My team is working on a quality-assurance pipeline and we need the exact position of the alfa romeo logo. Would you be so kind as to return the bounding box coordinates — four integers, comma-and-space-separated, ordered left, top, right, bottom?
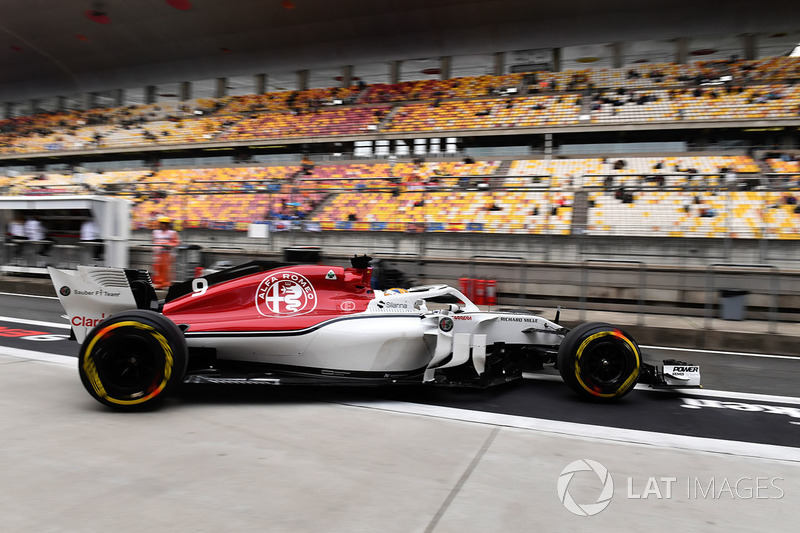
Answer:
438, 317, 454, 332
255, 272, 317, 317
59, 286, 71, 296
557, 459, 614, 516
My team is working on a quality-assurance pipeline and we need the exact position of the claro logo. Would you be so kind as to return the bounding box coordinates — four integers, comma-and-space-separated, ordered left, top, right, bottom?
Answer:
71, 314, 106, 327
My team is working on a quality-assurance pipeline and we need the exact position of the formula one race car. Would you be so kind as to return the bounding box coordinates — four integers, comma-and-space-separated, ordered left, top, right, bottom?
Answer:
48, 256, 700, 411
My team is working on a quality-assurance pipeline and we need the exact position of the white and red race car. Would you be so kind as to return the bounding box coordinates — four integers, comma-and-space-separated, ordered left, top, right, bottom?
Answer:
48, 256, 700, 411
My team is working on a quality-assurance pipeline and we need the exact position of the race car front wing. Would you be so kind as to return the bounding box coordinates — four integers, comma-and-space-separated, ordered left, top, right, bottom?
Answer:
640, 359, 702, 388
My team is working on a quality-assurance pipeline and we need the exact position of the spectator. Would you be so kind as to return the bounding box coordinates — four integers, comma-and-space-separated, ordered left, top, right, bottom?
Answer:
24, 213, 50, 256
80, 217, 103, 262
24, 214, 45, 241
152, 217, 180, 289
699, 205, 716, 218
7, 214, 26, 241
301, 154, 315, 175
681, 195, 692, 213
485, 198, 502, 211
724, 168, 738, 189
6, 214, 27, 261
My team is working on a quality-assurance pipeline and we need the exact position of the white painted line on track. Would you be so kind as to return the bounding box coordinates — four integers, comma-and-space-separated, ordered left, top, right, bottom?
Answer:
522, 372, 800, 405
0, 315, 70, 329
2, 347, 76, 367
0, 291, 58, 300
345, 399, 800, 462
655, 387, 800, 406
642, 344, 800, 360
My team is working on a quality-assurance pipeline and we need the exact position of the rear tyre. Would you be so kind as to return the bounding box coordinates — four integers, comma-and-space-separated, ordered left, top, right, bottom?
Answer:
78, 310, 187, 411
557, 322, 641, 401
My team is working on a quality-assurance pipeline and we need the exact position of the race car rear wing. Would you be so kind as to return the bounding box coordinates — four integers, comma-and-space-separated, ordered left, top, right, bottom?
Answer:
48, 266, 156, 342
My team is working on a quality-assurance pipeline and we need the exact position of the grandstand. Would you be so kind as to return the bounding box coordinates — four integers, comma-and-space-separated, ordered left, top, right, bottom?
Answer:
5, 152, 798, 244
3, 58, 800, 155
1, 1, 800, 271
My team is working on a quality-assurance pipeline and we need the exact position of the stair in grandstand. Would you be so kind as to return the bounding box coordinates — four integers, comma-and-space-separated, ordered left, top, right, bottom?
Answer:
578, 89, 593, 124
308, 193, 337, 217
570, 189, 589, 234
207, 120, 239, 141
354, 85, 372, 104
755, 157, 775, 177
495, 159, 513, 176
376, 106, 402, 131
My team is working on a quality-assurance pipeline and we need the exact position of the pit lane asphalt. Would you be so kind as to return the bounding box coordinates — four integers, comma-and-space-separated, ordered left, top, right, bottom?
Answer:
1, 292, 798, 450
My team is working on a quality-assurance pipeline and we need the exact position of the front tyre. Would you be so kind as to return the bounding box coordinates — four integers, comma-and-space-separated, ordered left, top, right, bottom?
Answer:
78, 310, 187, 411
557, 322, 641, 401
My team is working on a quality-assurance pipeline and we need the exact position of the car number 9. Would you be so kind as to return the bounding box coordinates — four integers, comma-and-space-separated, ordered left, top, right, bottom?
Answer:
191, 278, 208, 297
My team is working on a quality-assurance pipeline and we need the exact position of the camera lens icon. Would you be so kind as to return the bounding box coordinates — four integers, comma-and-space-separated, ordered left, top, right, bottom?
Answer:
557, 459, 614, 516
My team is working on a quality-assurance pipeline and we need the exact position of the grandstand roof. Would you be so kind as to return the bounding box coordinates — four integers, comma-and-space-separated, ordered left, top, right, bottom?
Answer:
0, 0, 797, 101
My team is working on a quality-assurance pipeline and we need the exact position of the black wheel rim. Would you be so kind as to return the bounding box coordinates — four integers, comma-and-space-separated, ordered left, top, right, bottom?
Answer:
579, 338, 633, 393
92, 330, 165, 399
